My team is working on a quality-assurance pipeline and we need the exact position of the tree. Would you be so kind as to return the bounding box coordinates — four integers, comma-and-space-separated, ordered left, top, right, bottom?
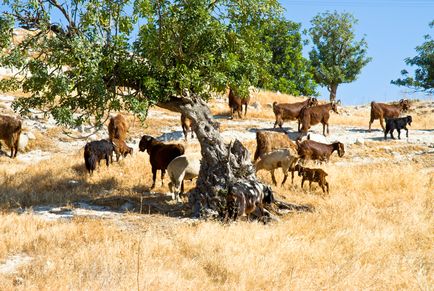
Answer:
391, 20, 434, 94
259, 17, 317, 96
0, 0, 294, 219
308, 11, 371, 102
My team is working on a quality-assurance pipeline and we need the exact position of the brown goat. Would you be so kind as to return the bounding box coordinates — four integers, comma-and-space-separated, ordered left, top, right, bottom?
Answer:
0, 114, 22, 158
299, 102, 339, 136
273, 97, 318, 131
228, 88, 250, 119
108, 114, 129, 141
369, 99, 410, 131
253, 130, 298, 162
181, 114, 194, 141
139, 135, 185, 189
296, 139, 345, 163
111, 138, 133, 161
296, 165, 329, 194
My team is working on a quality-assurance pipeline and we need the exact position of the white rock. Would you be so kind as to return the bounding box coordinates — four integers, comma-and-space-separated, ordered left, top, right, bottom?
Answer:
355, 137, 364, 145
26, 131, 36, 140
250, 101, 261, 110
303, 133, 330, 144
18, 134, 28, 150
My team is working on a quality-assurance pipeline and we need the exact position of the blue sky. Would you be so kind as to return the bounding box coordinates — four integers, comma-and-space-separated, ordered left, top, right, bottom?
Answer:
280, 0, 434, 105
1, 1, 433, 105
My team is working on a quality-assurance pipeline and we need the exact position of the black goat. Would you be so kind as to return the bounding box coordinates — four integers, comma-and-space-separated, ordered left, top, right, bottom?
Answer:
84, 140, 115, 174
384, 115, 412, 140
139, 135, 185, 189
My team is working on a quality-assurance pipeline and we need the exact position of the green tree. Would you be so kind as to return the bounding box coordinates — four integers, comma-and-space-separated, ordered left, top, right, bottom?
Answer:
308, 11, 371, 102
0, 0, 289, 218
391, 20, 434, 94
260, 17, 317, 96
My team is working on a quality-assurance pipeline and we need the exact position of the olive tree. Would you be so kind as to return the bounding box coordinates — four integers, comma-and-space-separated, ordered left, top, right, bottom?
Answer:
0, 0, 294, 218
392, 20, 434, 94
308, 11, 371, 102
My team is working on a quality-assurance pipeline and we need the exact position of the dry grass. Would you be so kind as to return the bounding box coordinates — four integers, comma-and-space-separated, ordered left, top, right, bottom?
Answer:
0, 161, 432, 289
0, 143, 433, 289
0, 93, 433, 289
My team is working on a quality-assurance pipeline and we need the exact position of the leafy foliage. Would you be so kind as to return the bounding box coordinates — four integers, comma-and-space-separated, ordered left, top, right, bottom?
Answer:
0, 0, 285, 127
259, 17, 317, 96
391, 20, 434, 94
308, 11, 371, 101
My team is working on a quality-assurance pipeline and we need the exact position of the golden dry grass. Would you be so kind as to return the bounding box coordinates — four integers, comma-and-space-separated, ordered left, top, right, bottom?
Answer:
0, 161, 432, 289
0, 144, 433, 289
0, 93, 433, 289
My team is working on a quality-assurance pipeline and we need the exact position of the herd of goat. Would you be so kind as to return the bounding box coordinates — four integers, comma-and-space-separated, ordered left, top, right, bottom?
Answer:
0, 93, 413, 201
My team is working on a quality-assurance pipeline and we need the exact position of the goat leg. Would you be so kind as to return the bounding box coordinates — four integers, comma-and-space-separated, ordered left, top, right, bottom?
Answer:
151, 169, 157, 189
380, 117, 385, 131
397, 129, 401, 139
271, 169, 277, 186
281, 173, 288, 187
161, 169, 165, 187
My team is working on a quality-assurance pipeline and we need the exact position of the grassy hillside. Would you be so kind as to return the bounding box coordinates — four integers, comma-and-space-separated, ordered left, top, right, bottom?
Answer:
0, 90, 432, 289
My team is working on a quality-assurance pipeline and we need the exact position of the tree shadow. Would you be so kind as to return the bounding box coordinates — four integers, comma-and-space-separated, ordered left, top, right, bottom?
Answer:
157, 131, 185, 142
0, 168, 121, 209
347, 128, 382, 133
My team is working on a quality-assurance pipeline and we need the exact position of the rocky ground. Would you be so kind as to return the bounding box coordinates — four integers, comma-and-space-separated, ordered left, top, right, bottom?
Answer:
1, 93, 433, 219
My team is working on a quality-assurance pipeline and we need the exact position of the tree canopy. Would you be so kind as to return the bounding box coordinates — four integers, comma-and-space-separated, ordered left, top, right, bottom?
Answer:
308, 11, 371, 102
391, 20, 434, 94
259, 17, 317, 96
0, 0, 299, 128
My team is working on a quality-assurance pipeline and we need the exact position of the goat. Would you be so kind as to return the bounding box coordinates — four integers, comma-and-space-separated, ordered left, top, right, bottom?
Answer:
108, 114, 129, 141
181, 114, 194, 141
226, 183, 274, 222
299, 102, 339, 136
369, 99, 410, 131
297, 139, 345, 163
296, 165, 329, 194
139, 135, 185, 189
167, 154, 201, 202
228, 88, 250, 119
384, 115, 412, 140
253, 130, 297, 162
111, 138, 133, 161
255, 149, 299, 186
0, 114, 22, 158
273, 97, 318, 131
84, 139, 115, 174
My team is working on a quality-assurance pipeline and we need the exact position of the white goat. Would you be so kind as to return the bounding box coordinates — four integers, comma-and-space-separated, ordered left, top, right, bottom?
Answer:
255, 149, 299, 186
167, 154, 201, 202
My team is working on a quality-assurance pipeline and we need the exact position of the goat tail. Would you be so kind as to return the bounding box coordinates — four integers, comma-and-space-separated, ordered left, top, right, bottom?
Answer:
272, 101, 278, 108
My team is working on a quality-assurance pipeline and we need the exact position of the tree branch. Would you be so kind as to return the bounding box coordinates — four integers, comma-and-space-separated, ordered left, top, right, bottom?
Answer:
47, 0, 77, 31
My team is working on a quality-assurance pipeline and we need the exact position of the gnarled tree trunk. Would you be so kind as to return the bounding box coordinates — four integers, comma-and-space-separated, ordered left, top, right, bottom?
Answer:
157, 95, 270, 219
